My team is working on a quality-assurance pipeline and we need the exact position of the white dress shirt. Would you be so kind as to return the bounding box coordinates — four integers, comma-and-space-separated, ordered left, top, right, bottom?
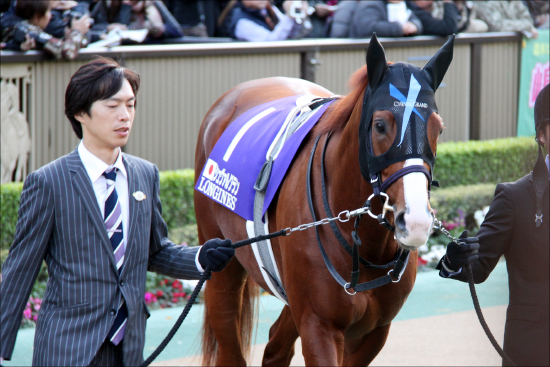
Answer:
78, 142, 129, 252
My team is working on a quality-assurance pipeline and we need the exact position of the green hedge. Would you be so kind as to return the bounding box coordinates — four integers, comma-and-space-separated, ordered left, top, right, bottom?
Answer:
158, 169, 196, 229
1, 182, 23, 263
434, 136, 538, 187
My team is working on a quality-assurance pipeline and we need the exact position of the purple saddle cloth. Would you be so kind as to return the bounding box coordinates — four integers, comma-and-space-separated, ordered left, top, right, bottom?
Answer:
195, 95, 335, 221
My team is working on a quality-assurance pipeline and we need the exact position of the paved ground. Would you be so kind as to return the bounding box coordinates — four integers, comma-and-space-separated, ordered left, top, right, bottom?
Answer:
5, 262, 508, 366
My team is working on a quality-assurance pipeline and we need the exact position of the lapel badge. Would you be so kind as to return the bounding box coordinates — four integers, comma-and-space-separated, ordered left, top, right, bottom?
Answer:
133, 191, 146, 201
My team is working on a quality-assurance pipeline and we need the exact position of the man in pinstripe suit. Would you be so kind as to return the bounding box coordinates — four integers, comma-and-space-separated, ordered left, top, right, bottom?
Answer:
0, 57, 234, 366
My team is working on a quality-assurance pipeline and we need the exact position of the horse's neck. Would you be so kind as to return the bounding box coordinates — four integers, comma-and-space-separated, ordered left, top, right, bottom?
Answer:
324, 99, 398, 263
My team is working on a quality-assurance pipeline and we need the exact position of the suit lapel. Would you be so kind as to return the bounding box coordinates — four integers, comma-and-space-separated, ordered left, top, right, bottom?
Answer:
67, 149, 119, 275
122, 154, 140, 278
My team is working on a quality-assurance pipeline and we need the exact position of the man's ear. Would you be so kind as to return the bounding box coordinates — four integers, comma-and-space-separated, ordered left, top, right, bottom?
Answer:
74, 112, 87, 124
539, 129, 546, 145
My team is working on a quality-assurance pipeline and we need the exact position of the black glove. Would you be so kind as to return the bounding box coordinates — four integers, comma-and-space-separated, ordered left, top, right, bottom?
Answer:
198, 238, 234, 272
442, 230, 480, 272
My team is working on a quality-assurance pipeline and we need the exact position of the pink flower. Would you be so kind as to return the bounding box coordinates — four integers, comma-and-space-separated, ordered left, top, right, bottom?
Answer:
23, 307, 32, 320
34, 304, 41, 311
172, 297, 178, 303
144, 292, 154, 304
417, 256, 428, 266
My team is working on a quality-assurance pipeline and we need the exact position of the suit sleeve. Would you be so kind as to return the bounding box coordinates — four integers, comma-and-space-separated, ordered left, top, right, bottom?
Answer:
444, 183, 514, 284
0, 171, 54, 360
147, 165, 202, 280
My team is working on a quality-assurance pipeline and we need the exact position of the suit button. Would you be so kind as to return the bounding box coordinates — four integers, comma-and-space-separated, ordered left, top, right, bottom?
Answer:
110, 309, 116, 316
120, 280, 124, 286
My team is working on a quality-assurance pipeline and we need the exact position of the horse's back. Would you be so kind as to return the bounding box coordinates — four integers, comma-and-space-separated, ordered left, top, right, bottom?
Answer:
195, 77, 334, 167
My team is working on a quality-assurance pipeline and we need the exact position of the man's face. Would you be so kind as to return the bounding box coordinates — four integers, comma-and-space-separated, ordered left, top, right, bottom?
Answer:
76, 79, 136, 153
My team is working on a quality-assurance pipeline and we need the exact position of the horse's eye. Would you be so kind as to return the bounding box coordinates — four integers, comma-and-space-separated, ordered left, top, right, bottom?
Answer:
374, 121, 386, 134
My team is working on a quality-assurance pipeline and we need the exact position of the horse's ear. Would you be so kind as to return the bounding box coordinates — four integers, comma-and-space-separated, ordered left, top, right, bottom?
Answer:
422, 35, 455, 92
366, 33, 388, 91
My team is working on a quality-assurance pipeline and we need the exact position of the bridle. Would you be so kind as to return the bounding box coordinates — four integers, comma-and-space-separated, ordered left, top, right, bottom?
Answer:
307, 131, 412, 295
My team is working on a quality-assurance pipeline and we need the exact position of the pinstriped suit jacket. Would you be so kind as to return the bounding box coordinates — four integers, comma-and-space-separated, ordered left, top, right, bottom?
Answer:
0, 148, 202, 366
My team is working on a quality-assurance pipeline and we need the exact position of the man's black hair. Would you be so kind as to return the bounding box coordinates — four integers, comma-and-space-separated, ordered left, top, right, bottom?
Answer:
65, 56, 140, 139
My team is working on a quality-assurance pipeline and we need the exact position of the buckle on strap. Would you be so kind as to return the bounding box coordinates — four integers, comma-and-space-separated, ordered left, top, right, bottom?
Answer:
344, 283, 357, 295
387, 269, 401, 283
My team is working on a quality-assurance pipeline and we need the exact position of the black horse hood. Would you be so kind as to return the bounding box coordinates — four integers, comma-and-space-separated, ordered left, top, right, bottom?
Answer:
359, 34, 454, 182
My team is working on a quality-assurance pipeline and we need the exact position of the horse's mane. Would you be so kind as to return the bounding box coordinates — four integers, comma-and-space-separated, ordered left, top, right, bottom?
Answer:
313, 66, 369, 136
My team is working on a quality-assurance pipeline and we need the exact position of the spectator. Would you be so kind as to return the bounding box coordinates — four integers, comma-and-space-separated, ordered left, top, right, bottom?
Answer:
227, 0, 310, 42
127, 0, 183, 41
164, 0, 208, 37
349, 0, 423, 38
2, 0, 91, 59
523, 0, 549, 29
91, 0, 182, 42
408, 0, 459, 36
90, 0, 133, 33
45, 1, 96, 44
474, 0, 538, 38
453, 0, 488, 33
306, 0, 338, 38
328, 0, 357, 38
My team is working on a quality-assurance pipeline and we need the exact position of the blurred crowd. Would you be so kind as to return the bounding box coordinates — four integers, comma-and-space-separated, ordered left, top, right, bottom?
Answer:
1, 0, 548, 60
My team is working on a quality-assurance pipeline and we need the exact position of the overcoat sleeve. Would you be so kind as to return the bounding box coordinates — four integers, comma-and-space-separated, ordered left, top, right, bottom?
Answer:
442, 183, 514, 284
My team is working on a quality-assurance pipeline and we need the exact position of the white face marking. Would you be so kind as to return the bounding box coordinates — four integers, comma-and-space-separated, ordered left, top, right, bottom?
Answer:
397, 158, 433, 248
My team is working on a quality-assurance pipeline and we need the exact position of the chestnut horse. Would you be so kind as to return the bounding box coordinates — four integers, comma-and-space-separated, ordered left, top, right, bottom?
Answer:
194, 35, 454, 366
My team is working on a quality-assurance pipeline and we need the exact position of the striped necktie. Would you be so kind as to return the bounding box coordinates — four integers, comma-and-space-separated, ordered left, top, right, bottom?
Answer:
103, 168, 127, 345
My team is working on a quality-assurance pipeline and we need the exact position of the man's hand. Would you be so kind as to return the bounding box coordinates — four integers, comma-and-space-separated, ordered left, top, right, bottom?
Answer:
70, 14, 92, 35
198, 238, 235, 272
402, 21, 418, 36
442, 230, 480, 272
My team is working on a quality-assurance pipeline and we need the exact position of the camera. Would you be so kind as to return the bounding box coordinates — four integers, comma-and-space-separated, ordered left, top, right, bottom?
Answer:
63, 10, 94, 28
13, 22, 52, 45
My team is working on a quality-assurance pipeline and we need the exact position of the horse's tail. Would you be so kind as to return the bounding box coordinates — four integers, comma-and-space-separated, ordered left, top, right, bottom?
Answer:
201, 273, 259, 366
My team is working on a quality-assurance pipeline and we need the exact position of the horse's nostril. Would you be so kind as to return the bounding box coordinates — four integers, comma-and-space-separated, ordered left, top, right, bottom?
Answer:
395, 211, 406, 231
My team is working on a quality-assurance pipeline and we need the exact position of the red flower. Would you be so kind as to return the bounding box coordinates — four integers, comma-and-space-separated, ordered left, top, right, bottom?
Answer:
172, 280, 182, 290
417, 256, 428, 266
172, 297, 179, 303
156, 290, 164, 297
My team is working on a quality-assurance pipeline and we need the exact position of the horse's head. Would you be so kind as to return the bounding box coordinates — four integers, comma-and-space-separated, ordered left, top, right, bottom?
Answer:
359, 34, 454, 250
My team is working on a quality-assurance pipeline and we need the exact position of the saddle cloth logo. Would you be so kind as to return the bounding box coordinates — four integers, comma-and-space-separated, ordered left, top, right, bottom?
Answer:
197, 159, 240, 210
196, 95, 336, 221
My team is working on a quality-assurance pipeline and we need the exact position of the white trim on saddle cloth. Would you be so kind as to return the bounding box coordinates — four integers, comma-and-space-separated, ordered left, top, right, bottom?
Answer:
246, 219, 288, 305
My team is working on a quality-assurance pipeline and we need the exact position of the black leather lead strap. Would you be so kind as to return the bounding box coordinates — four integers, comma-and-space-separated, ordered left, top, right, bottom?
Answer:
307, 135, 348, 288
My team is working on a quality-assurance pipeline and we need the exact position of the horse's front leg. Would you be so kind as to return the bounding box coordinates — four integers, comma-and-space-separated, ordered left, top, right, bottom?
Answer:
298, 314, 346, 365
343, 323, 391, 366
262, 305, 299, 366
